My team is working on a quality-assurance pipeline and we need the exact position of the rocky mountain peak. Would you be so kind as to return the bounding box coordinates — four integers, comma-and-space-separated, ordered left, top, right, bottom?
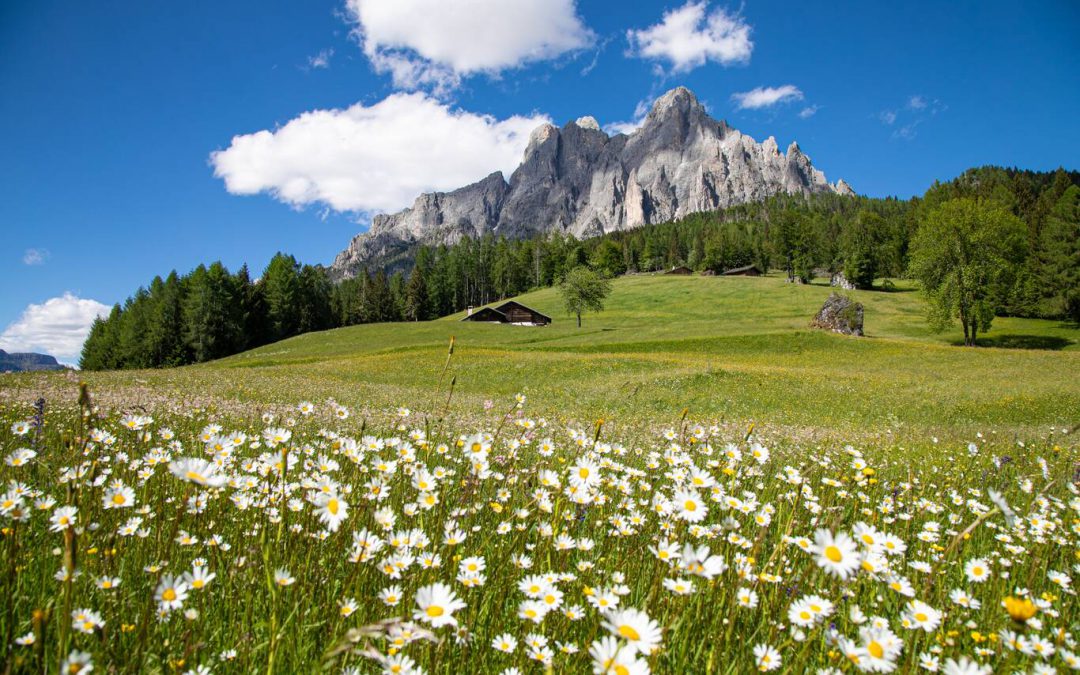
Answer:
647, 86, 702, 118
331, 87, 854, 278
573, 116, 601, 132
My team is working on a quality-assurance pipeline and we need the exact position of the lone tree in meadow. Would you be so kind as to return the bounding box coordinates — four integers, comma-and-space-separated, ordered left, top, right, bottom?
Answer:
559, 266, 611, 328
908, 197, 1027, 346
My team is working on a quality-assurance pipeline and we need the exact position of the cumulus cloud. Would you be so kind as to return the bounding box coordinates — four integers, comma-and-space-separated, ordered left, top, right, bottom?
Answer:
210, 92, 550, 214
879, 110, 897, 125
627, 2, 752, 73
731, 85, 803, 110
907, 94, 926, 110
798, 105, 819, 119
23, 248, 50, 265
0, 293, 110, 363
345, 0, 594, 93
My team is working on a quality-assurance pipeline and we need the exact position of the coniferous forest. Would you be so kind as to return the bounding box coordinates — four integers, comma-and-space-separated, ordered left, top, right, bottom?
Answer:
80, 166, 1079, 370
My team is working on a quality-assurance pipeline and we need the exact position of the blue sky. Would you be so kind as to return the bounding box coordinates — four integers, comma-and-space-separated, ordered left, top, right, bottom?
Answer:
1, 0, 1077, 362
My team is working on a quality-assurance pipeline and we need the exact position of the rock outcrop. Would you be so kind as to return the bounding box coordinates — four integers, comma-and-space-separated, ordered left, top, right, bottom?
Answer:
332, 86, 854, 277
810, 294, 864, 336
0, 349, 67, 372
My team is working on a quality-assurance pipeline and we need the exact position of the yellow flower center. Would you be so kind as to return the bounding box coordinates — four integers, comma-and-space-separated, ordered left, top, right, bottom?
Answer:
426, 605, 444, 618
868, 641, 884, 659
112, 493, 126, 505
825, 545, 843, 562
618, 625, 641, 641
685, 500, 697, 512
579, 468, 589, 478
327, 499, 339, 515
914, 612, 928, 622
162, 588, 177, 602
185, 471, 206, 483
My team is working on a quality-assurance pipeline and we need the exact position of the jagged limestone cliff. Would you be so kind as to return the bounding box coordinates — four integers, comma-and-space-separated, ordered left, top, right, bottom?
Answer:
332, 87, 853, 277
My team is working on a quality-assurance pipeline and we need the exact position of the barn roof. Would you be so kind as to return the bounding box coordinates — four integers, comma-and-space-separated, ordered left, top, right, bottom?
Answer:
493, 300, 552, 321
722, 264, 761, 275
460, 306, 508, 322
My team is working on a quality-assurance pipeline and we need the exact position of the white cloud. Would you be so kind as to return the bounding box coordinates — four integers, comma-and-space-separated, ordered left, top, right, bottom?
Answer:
23, 248, 49, 265
731, 85, 803, 110
0, 293, 110, 363
345, 0, 594, 93
210, 92, 550, 214
604, 98, 651, 136
893, 120, 922, 141
306, 48, 333, 70
798, 105, 819, 119
879, 96, 945, 140
627, 2, 752, 73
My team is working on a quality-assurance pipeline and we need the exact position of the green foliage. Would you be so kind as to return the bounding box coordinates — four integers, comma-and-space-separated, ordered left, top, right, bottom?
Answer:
69, 275, 1080, 443
82, 166, 1078, 370
589, 239, 626, 278
841, 210, 886, 289
262, 253, 302, 341
1036, 185, 1080, 322
404, 267, 429, 321
909, 198, 1028, 345
559, 266, 612, 327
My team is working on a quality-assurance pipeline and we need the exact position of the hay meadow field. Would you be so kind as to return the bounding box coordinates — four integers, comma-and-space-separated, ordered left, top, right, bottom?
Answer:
1, 274, 1078, 674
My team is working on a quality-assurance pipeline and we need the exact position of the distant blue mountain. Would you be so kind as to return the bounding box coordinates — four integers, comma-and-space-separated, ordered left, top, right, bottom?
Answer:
0, 349, 68, 372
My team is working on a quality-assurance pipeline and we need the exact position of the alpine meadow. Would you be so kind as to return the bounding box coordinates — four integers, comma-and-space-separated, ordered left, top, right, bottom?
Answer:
2, 2, 1078, 675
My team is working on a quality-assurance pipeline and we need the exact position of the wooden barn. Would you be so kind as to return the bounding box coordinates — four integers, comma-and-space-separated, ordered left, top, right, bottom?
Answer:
665, 265, 693, 275
461, 300, 551, 326
722, 264, 762, 276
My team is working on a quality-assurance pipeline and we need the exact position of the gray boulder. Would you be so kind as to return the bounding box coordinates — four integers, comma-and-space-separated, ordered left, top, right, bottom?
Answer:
811, 293, 864, 336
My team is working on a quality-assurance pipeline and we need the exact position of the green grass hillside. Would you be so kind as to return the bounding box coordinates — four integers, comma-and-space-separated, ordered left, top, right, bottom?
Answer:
5, 274, 1078, 442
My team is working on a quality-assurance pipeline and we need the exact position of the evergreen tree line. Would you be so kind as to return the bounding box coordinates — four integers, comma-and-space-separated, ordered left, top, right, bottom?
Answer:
80, 256, 334, 370
81, 166, 1078, 370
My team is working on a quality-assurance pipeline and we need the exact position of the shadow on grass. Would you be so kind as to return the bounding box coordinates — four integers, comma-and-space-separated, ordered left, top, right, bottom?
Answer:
950, 334, 1076, 351
873, 281, 916, 293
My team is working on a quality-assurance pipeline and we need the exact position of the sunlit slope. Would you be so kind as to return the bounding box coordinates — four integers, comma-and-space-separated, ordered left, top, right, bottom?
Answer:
142, 274, 1080, 440
223, 275, 1077, 366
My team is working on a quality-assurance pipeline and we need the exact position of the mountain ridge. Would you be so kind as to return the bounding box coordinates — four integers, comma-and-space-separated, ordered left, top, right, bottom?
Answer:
0, 349, 67, 373
331, 86, 853, 277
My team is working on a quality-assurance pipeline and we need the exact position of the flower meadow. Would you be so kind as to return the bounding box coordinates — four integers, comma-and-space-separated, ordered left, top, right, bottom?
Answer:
0, 386, 1077, 675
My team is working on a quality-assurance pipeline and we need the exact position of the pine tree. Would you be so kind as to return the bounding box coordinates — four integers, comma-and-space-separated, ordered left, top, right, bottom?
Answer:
297, 265, 334, 333
262, 253, 302, 341
79, 306, 121, 370
404, 266, 429, 321
183, 263, 241, 362
145, 272, 188, 367
1037, 185, 1080, 322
